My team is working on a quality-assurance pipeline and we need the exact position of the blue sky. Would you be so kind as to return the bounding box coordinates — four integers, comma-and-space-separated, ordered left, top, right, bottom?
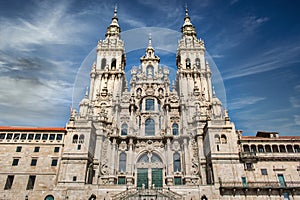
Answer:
0, 0, 300, 136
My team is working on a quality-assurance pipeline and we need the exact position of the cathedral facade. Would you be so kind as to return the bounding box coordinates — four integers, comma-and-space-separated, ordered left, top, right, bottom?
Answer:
0, 7, 299, 200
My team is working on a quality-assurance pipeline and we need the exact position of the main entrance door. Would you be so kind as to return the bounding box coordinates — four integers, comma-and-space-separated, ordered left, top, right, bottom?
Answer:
136, 153, 164, 188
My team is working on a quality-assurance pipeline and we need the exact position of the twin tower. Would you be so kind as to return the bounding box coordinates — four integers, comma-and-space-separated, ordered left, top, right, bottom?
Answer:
60, 6, 239, 198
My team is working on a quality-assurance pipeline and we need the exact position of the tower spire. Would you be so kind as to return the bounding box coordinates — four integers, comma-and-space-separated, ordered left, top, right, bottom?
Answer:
113, 4, 117, 18
105, 4, 121, 38
148, 33, 152, 47
181, 4, 197, 37
185, 3, 189, 17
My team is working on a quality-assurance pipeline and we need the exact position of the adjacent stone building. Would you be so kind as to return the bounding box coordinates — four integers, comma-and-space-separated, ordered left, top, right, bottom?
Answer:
0, 7, 299, 200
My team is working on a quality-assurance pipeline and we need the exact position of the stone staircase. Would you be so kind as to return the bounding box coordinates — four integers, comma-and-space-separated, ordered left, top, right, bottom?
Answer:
112, 187, 183, 200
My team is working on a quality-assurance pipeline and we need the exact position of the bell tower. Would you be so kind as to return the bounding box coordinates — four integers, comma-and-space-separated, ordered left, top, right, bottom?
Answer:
89, 5, 126, 107
176, 6, 212, 104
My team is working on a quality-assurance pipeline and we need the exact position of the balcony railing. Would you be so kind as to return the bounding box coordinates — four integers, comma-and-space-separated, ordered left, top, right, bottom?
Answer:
112, 187, 182, 200
220, 181, 300, 189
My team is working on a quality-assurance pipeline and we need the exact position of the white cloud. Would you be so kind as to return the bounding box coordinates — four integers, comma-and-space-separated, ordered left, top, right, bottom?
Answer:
294, 115, 300, 126
223, 42, 300, 80
0, 2, 89, 52
290, 97, 300, 108
228, 96, 265, 110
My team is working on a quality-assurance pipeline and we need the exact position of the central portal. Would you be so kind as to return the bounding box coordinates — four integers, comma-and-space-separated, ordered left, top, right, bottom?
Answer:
136, 152, 164, 188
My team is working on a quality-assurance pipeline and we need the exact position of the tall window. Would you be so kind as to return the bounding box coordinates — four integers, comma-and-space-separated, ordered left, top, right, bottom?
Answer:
172, 123, 179, 135
26, 175, 36, 190
221, 134, 227, 144
72, 135, 78, 143
30, 158, 37, 166
121, 123, 128, 136
119, 152, 126, 172
145, 118, 155, 136
195, 58, 200, 69
146, 99, 155, 111
186, 58, 191, 69
79, 134, 85, 143
173, 153, 181, 172
4, 175, 14, 190
101, 58, 106, 69
111, 58, 116, 69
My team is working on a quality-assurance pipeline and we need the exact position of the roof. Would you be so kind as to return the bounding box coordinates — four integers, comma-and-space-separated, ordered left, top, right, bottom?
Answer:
241, 136, 300, 141
0, 126, 66, 132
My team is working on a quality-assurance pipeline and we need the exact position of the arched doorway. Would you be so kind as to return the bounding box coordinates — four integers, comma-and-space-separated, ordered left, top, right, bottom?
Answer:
44, 195, 54, 200
136, 152, 164, 189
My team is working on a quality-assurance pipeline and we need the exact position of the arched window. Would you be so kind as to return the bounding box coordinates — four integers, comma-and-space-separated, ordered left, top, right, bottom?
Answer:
215, 134, 220, 144
265, 145, 272, 152
145, 118, 155, 136
121, 123, 128, 136
145, 99, 155, 111
250, 145, 257, 152
172, 123, 179, 136
186, 58, 191, 69
195, 58, 200, 69
287, 145, 294, 153
138, 154, 149, 163
101, 58, 106, 69
243, 145, 250, 152
272, 145, 279, 153
279, 145, 286, 153
221, 134, 227, 144
294, 145, 299, 153
151, 153, 163, 163
111, 58, 116, 69
146, 65, 154, 78
72, 135, 78, 144
258, 145, 264, 153
119, 152, 126, 172
79, 134, 84, 143
44, 195, 54, 200
173, 153, 181, 172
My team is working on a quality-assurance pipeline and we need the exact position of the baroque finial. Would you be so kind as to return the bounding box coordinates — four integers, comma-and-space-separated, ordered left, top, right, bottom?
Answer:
185, 3, 189, 16
148, 33, 152, 46
114, 4, 118, 18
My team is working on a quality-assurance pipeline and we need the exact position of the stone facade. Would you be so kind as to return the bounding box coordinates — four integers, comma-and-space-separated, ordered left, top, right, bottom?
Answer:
0, 7, 299, 200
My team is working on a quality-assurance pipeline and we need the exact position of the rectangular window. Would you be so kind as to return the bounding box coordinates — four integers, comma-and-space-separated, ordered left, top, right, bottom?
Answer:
31, 159, 37, 166
245, 162, 253, 171
42, 134, 48, 140
54, 147, 60, 153
28, 134, 34, 140
34, 147, 40, 152
278, 174, 286, 187
174, 177, 182, 185
51, 159, 58, 166
0, 133, 5, 139
73, 176, 77, 181
6, 133, 13, 139
34, 134, 41, 140
4, 175, 14, 190
16, 146, 22, 152
12, 158, 19, 166
26, 175, 36, 190
21, 134, 27, 140
145, 99, 155, 111
261, 169, 268, 175
118, 177, 126, 185
13, 133, 20, 140
77, 144, 81, 150
241, 177, 247, 187
56, 134, 62, 140
49, 134, 55, 140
